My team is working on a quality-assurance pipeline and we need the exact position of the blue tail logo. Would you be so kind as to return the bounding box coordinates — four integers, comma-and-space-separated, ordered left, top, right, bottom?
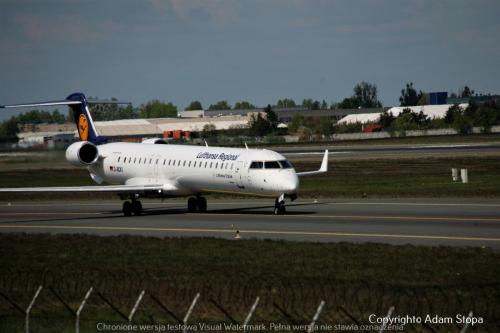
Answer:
66, 93, 107, 145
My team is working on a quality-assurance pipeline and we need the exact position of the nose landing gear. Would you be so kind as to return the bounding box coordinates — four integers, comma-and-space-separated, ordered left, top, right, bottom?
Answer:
187, 196, 207, 213
274, 194, 286, 215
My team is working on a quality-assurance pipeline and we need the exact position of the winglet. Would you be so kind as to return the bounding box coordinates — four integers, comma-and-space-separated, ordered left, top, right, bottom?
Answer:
319, 149, 328, 172
296, 150, 329, 177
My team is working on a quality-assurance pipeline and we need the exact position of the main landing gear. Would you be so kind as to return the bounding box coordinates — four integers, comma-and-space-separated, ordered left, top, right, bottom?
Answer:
122, 199, 143, 216
274, 194, 286, 215
187, 196, 207, 213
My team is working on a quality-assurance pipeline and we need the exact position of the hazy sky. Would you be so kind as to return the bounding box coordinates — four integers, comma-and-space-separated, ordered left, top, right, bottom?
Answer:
1, 0, 499, 119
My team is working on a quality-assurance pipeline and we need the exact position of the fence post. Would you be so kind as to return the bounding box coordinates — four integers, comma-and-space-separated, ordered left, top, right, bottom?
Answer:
128, 290, 145, 324
25, 285, 43, 333
307, 300, 325, 333
75, 287, 93, 333
459, 311, 473, 333
183, 293, 200, 333
243, 297, 260, 330
378, 306, 395, 333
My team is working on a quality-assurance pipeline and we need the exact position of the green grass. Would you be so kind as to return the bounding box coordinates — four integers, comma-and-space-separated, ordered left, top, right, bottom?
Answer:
1, 155, 500, 200
294, 156, 500, 198
0, 234, 499, 332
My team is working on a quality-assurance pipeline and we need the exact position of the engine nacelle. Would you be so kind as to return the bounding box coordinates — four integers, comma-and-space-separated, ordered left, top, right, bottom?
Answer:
142, 138, 167, 144
65, 141, 99, 167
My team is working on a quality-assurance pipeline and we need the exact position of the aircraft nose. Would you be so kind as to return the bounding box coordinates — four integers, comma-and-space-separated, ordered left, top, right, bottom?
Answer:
281, 173, 299, 193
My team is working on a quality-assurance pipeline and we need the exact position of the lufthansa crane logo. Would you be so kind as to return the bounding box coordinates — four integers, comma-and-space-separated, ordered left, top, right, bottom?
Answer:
78, 114, 89, 141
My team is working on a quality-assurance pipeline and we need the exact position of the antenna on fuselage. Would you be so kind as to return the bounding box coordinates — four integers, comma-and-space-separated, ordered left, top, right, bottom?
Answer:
244, 142, 248, 150
204, 140, 208, 147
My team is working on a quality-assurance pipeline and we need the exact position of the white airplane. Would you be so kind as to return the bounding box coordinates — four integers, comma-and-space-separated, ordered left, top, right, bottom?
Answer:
0, 93, 328, 215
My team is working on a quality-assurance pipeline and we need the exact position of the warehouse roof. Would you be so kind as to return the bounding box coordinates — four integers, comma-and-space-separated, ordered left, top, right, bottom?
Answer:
337, 104, 469, 125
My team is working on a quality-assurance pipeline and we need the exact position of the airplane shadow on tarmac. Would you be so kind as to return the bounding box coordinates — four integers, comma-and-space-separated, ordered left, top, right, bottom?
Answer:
0, 201, 328, 224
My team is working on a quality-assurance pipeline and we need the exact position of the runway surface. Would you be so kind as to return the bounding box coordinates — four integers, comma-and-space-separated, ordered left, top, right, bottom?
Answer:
1, 198, 500, 247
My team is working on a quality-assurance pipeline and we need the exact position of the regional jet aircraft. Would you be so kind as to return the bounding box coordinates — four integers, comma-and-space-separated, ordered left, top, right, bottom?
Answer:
0, 93, 327, 215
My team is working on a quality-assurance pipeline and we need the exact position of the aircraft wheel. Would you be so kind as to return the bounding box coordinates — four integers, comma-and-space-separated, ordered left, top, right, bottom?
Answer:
187, 197, 197, 213
123, 201, 133, 217
274, 200, 286, 215
198, 197, 207, 213
132, 200, 143, 216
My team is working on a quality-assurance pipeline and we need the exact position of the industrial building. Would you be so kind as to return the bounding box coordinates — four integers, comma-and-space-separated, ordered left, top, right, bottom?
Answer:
338, 104, 469, 125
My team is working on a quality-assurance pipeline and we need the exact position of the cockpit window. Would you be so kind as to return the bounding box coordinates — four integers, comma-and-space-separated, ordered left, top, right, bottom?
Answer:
250, 161, 263, 169
264, 161, 281, 169
278, 160, 293, 169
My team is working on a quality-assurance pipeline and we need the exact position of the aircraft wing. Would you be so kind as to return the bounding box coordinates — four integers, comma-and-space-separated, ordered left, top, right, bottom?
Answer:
296, 150, 329, 177
0, 184, 164, 193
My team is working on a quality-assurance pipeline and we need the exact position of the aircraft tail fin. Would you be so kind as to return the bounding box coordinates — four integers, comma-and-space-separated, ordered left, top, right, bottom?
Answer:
1, 92, 130, 145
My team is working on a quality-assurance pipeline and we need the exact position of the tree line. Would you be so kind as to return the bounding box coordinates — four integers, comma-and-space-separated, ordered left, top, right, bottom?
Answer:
0, 82, 494, 142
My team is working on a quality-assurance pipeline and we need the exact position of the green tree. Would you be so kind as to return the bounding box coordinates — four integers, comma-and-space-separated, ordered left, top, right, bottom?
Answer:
393, 108, 430, 131
0, 117, 19, 142
248, 113, 272, 136
287, 114, 305, 132
202, 123, 217, 139
444, 104, 462, 124
460, 85, 474, 98
453, 113, 473, 135
338, 82, 382, 109
475, 106, 497, 132
140, 100, 177, 118
399, 82, 424, 107
208, 100, 231, 110
275, 98, 296, 108
320, 100, 328, 110
263, 105, 279, 129
337, 96, 361, 109
353, 81, 382, 108
417, 93, 428, 106
379, 111, 395, 129
90, 99, 139, 121
233, 101, 256, 109
185, 101, 203, 110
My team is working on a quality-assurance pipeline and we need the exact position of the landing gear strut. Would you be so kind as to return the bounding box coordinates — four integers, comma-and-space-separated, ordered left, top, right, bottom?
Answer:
122, 198, 143, 216
187, 196, 207, 213
274, 194, 286, 215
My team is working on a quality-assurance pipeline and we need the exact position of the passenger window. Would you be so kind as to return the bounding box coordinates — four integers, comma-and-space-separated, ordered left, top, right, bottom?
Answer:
221, 163, 224, 169
215, 162, 218, 168
168, 160, 171, 166
250, 161, 263, 169
134, 158, 137, 163
210, 162, 213, 168
189, 161, 191, 167
118, 157, 121, 162
163, 160, 166, 165
183, 161, 186, 166
156, 159, 159, 165
149, 159, 152, 164
231, 163, 234, 170
264, 161, 281, 169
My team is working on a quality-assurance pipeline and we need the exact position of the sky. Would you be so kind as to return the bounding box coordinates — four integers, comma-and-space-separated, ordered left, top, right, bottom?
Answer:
1, 0, 499, 119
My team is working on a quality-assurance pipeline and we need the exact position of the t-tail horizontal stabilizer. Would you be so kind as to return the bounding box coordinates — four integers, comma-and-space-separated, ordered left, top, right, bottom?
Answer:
0, 92, 129, 145
296, 150, 328, 177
